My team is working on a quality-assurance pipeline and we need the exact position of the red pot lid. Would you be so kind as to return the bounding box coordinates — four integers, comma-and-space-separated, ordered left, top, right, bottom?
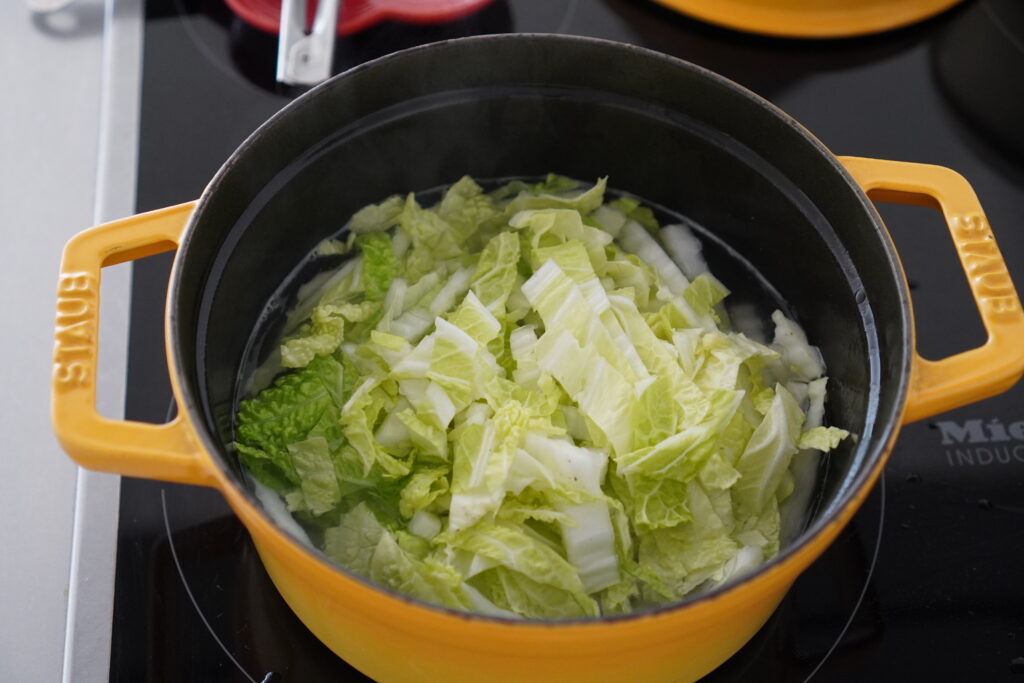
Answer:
224, 0, 495, 36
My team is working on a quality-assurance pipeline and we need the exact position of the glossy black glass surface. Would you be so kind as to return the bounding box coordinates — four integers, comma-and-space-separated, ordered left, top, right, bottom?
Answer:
113, 1, 1024, 680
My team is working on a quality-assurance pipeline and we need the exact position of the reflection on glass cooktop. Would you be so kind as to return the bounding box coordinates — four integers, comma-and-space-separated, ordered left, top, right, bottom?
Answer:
113, 1, 1024, 680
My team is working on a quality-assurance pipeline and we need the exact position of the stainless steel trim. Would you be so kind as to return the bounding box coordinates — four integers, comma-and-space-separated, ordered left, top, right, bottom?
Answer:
61, 0, 142, 680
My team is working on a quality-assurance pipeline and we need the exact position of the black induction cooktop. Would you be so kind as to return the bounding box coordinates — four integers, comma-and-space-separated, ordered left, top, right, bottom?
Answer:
113, 1, 1024, 680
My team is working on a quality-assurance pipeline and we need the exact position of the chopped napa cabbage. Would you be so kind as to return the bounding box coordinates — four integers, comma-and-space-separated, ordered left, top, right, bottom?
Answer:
399, 466, 449, 519
279, 305, 346, 368
771, 310, 825, 381
234, 175, 849, 619
437, 175, 499, 238
660, 221, 709, 280
236, 353, 348, 491
471, 232, 521, 313
347, 195, 404, 234
287, 436, 340, 515
340, 379, 410, 478
408, 510, 443, 540
502, 176, 608, 216
732, 385, 805, 516
799, 425, 850, 451
369, 532, 473, 610
323, 502, 388, 576
617, 219, 689, 296
448, 419, 513, 531
448, 521, 600, 618
470, 565, 596, 619
608, 196, 660, 234
356, 232, 397, 302
533, 328, 635, 456
448, 291, 501, 346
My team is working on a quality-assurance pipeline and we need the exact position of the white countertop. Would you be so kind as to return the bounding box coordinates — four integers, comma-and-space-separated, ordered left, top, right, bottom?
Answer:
0, 1, 139, 680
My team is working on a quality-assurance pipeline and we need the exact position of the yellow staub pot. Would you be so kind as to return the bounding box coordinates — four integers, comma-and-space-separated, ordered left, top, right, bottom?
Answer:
52, 35, 1024, 682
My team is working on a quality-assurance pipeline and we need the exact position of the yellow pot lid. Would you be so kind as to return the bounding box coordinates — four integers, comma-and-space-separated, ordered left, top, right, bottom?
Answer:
651, 0, 965, 39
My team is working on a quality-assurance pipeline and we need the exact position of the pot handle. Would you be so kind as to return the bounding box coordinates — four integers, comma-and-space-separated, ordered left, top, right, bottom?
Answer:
839, 156, 1024, 423
51, 202, 216, 486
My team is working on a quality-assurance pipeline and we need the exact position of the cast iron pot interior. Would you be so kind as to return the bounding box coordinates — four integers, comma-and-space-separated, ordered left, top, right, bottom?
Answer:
170, 34, 907, 614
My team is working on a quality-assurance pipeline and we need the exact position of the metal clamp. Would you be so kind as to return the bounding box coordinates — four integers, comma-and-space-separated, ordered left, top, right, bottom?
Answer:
276, 0, 341, 86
